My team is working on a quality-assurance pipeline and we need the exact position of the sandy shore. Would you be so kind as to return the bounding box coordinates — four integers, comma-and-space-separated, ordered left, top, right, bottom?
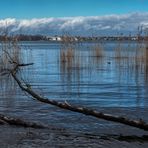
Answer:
0, 125, 148, 148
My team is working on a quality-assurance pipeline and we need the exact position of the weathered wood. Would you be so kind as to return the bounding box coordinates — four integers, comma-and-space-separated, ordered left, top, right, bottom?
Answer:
0, 114, 47, 128
10, 64, 148, 131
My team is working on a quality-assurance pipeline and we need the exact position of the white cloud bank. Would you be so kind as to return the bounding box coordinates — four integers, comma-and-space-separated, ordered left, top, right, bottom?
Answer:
0, 12, 148, 36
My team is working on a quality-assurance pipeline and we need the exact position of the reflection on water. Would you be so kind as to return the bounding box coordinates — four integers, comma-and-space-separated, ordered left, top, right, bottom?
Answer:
0, 41, 148, 134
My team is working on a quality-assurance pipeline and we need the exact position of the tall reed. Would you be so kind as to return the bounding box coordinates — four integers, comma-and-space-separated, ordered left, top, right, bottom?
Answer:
92, 43, 104, 58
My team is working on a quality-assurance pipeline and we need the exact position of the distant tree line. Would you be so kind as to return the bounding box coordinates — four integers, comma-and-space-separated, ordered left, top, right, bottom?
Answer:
0, 34, 148, 42
0, 34, 46, 41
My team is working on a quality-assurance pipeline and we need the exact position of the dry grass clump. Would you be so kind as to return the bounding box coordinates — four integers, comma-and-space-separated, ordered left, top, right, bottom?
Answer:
60, 48, 74, 63
60, 34, 76, 64
92, 44, 104, 58
59, 34, 82, 83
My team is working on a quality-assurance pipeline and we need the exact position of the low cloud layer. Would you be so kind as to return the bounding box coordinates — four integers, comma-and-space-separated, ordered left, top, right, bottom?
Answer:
0, 12, 148, 36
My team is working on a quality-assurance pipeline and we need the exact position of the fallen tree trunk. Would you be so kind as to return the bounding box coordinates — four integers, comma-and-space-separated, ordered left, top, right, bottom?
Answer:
0, 113, 47, 128
10, 64, 148, 131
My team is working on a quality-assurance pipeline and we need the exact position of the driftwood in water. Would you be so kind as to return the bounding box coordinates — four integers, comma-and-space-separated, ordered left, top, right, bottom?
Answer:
10, 64, 148, 131
0, 114, 47, 128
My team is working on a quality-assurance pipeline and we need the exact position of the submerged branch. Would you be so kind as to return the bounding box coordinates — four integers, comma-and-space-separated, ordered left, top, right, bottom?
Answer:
10, 63, 148, 131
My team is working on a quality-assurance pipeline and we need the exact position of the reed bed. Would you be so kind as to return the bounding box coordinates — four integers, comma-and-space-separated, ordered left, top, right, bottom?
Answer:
59, 35, 80, 84
92, 43, 104, 58
59, 35, 148, 82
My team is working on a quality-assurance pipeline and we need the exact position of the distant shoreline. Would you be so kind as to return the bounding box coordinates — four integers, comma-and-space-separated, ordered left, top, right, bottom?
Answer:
0, 35, 147, 42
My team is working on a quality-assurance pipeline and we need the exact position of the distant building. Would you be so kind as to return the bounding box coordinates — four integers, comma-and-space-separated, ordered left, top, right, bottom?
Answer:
46, 36, 62, 41
131, 37, 138, 41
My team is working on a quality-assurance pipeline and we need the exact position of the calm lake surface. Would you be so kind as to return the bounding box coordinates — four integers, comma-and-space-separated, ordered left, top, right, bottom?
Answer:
0, 41, 148, 135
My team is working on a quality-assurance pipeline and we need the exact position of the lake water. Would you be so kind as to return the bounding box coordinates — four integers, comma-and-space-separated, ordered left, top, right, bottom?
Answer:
0, 41, 148, 135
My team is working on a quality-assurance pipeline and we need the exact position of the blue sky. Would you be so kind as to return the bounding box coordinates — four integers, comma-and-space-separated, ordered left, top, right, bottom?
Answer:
0, 0, 148, 18
0, 0, 148, 35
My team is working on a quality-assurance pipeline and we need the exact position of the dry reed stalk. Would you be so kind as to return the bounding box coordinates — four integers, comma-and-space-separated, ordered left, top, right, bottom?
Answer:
92, 44, 104, 58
